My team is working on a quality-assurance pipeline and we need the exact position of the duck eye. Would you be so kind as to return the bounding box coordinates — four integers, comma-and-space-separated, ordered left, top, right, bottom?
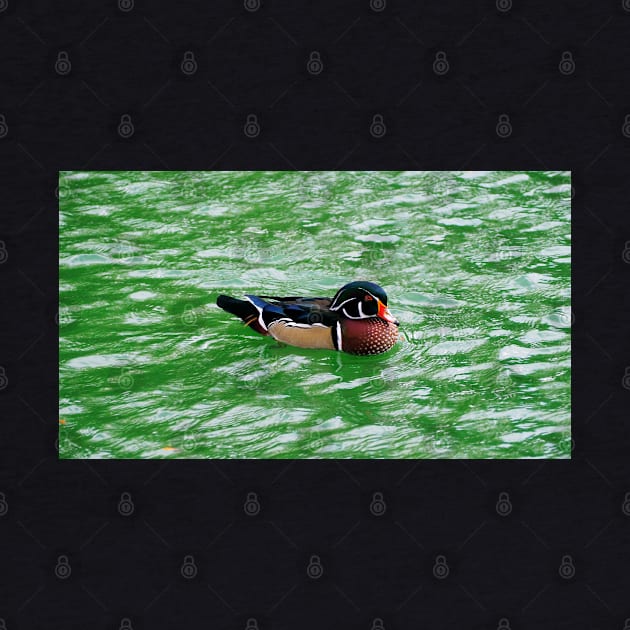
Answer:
364, 295, 373, 301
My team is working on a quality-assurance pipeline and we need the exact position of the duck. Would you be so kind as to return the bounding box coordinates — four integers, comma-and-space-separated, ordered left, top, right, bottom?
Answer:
216, 281, 399, 355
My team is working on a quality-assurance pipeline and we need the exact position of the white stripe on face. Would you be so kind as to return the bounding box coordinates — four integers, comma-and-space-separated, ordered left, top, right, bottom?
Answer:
342, 308, 365, 319
329, 297, 354, 311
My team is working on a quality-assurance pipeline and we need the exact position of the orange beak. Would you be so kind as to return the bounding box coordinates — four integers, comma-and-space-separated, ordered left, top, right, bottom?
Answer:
377, 300, 398, 324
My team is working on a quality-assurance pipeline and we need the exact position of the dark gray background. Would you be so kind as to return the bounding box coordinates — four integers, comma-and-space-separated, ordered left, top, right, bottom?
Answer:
1, 1, 629, 628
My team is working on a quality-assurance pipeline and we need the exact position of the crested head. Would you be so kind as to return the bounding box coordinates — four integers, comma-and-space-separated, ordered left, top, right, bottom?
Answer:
329, 281, 397, 324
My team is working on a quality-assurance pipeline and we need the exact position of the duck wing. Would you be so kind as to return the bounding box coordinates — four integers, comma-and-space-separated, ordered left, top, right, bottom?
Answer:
248, 295, 338, 327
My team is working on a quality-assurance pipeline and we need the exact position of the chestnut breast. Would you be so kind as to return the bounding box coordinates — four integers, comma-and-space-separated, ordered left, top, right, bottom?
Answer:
340, 318, 399, 355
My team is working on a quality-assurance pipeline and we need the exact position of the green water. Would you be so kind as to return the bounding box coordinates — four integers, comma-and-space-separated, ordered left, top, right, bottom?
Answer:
59, 170, 571, 459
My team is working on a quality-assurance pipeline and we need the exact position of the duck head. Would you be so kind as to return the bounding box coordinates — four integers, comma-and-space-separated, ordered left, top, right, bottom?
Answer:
329, 281, 398, 324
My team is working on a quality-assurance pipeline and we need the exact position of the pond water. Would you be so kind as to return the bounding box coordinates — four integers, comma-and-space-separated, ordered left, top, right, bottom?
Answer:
59, 170, 571, 459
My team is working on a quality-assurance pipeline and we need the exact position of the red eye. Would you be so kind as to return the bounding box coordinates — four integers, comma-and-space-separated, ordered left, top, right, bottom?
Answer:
364, 295, 373, 301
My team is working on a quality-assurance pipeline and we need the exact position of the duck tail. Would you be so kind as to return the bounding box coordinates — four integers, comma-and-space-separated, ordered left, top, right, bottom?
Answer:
216, 295, 267, 335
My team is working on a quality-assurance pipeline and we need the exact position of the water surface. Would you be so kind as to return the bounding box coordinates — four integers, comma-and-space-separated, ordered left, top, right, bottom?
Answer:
59, 170, 571, 459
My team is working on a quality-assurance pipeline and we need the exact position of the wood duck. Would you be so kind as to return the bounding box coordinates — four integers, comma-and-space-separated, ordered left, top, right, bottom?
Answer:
216, 281, 399, 355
